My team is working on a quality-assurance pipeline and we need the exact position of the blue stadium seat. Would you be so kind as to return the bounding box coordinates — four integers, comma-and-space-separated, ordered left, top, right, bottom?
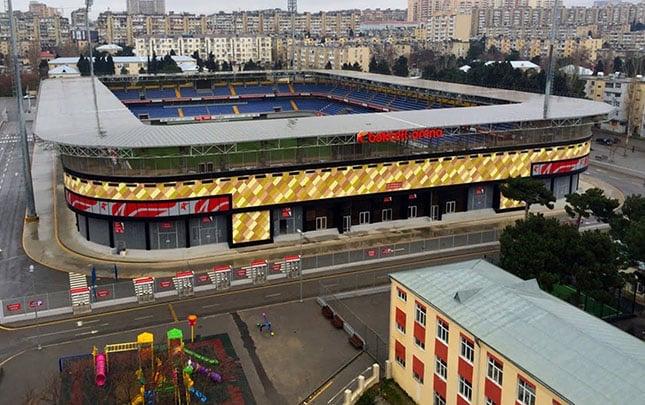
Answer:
236, 85, 274, 95
207, 104, 234, 115
212, 86, 230, 96
180, 88, 200, 97
145, 88, 176, 99
183, 106, 209, 116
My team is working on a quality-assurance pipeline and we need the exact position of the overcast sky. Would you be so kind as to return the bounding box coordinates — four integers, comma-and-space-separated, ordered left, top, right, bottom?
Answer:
5, 0, 612, 17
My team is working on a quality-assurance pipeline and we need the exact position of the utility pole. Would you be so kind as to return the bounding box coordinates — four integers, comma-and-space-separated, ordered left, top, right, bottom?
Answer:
543, 0, 560, 119
7, 0, 38, 222
85, 0, 105, 137
288, 0, 297, 71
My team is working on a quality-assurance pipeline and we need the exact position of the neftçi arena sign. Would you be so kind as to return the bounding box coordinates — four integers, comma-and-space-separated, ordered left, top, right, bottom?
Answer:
356, 128, 444, 144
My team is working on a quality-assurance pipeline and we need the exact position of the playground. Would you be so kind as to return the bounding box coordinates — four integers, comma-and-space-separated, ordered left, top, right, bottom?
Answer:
59, 329, 253, 404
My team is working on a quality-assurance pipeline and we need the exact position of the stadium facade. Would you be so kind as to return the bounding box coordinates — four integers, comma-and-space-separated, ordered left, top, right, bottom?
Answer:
34, 70, 612, 250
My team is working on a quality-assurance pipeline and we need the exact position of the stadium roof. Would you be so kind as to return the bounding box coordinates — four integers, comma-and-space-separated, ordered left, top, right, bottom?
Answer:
390, 260, 645, 405
33, 71, 613, 149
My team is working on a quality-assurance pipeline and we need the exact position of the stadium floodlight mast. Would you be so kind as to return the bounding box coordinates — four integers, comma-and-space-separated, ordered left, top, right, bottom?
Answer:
288, 0, 297, 71
85, 0, 105, 137
543, 0, 560, 119
6, 0, 37, 221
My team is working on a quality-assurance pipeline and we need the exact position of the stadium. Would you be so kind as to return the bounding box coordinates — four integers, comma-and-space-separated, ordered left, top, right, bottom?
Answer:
33, 70, 611, 250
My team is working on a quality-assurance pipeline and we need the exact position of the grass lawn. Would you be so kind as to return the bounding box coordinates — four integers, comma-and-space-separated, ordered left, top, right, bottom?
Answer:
357, 378, 416, 405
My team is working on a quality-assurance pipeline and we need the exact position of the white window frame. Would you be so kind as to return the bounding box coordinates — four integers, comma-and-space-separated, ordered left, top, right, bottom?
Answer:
413, 367, 424, 384
359, 210, 370, 224
407, 205, 418, 218
435, 356, 447, 380
397, 288, 407, 302
486, 398, 496, 405
445, 200, 456, 213
436, 318, 449, 344
395, 351, 406, 367
517, 378, 536, 405
433, 392, 446, 405
414, 334, 425, 350
460, 336, 474, 363
382, 208, 393, 222
487, 356, 503, 386
458, 376, 472, 402
315, 216, 327, 230
415, 302, 426, 326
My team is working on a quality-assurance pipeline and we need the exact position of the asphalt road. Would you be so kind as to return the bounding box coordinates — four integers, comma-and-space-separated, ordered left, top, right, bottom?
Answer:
0, 98, 68, 299
0, 246, 498, 371
583, 166, 643, 198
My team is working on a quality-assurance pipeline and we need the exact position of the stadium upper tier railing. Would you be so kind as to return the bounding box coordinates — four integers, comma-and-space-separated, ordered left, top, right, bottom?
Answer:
59, 122, 592, 178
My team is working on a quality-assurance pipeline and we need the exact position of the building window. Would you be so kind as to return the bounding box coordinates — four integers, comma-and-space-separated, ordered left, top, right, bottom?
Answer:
414, 322, 425, 350
458, 376, 472, 402
434, 392, 446, 405
412, 356, 424, 384
397, 287, 407, 302
445, 200, 456, 213
486, 398, 496, 405
460, 335, 474, 363
395, 308, 406, 334
435, 356, 447, 380
395, 340, 406, 367
415, 302, 426, 326
436, 318, 449, 344
487, 356, 503, 385
517, 378, 536, 405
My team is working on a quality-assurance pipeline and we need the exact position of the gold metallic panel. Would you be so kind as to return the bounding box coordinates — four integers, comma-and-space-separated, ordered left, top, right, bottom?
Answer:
232, 211, 271, 244
500, 194, 525, 210
64, 142, 590, 210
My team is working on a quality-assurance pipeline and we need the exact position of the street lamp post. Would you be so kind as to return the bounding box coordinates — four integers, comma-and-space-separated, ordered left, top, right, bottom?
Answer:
296, 229, 304, 303
28, 264, 42, 350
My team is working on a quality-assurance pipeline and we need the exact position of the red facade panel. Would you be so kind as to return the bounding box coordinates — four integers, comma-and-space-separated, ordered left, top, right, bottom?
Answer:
435, 339, 448, 361
458, 358, 473, 380
413, 322, 425, 345
485, 378, 502, 404
412, 355, 424, 381
395, 340, 405, 359
457, 396, 470, 405
433, 374, 447, 397
395, 308, 406, 330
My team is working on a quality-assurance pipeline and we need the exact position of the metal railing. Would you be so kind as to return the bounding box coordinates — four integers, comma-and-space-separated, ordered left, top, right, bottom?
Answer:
326, 365, 376, 405
0, 229, 499, 322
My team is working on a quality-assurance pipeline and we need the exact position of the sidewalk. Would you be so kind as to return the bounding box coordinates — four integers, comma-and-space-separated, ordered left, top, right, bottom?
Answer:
22, 143, 624, 279
589, 138, 645, 179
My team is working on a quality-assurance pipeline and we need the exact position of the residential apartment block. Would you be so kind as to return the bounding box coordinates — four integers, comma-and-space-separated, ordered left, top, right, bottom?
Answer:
485, 36, 604, 60
290, 44, 371, 71
0, 11, 70, 51
389, 260, 645, 405
584, 73, 645, 137
425, 13, 476, 42
134, 36, 272, 65
127, 0, 165, 15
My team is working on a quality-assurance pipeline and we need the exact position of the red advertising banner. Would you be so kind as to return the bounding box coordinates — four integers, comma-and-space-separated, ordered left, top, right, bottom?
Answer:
159, 280, 173, 289
6, 303, 21, 312
96, 289, 111, 298
66, 191, 230, 218
531, 156, 589, 176
357, 128, 444, 144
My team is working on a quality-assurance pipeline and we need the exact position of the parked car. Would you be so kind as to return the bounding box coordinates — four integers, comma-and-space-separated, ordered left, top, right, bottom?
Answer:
596, 137, 615, 146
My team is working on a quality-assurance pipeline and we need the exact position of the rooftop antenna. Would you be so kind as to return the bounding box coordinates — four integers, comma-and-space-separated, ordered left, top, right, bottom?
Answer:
543, 0, 560, 119
288, 0, 297, 71
6, 0, 37, 221
85, 0, 105, 137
